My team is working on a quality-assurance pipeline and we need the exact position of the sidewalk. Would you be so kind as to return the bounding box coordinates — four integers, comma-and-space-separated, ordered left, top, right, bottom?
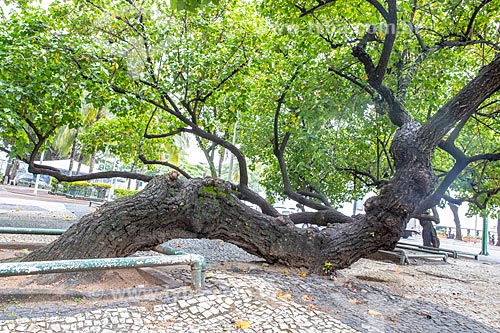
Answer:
0, 184, 92, 205
403, 235, 500, 264
0, 185, 94, 226
0, 188, 498, 332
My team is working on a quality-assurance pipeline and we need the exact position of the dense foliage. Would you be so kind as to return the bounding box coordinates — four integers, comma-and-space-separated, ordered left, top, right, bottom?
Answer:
0, 0, 499, 216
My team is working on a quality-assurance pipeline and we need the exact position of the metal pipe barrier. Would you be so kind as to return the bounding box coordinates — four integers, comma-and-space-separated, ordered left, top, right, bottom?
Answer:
377, 247, 448, 265
0, 227, 66, 235
395, 245, 448, 263
0, 228, 206, 290
154, 244, 206, 290
398, 241, 479, 260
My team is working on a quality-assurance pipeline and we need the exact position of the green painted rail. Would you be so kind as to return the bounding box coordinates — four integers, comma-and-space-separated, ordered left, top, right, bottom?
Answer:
0, 228, 206, 290
0, 227, 66, 235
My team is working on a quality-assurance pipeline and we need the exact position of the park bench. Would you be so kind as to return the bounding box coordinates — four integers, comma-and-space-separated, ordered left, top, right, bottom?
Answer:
397, 242, 479, 260
375, 247, 449, 265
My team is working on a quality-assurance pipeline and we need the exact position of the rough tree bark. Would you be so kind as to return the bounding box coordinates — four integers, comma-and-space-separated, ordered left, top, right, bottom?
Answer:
448, 203, 463, 240
418, 208, 440, 248
23, 50, 500, 273
25, 121, 437, 272
8, 159, 20, 183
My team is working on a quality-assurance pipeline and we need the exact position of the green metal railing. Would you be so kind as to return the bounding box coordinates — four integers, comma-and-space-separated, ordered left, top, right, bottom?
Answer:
155, 244, 206, 289
0, 228, 206, 290
50, 183, 108, 201
0, 227, 67, 235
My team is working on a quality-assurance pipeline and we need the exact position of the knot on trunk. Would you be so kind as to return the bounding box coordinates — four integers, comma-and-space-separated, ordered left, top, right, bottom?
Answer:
390, 121, 427, 169
199, 177, 234, 199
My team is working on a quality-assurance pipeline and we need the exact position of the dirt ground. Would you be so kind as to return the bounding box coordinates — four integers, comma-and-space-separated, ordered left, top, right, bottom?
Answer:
0, 249, 498, 330
0, 248, 164, 293
342, 257, 500, 329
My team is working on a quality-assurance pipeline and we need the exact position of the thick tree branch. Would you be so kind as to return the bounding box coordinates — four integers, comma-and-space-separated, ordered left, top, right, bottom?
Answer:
350, 6, 411, 127
372, 0, 396, 83
418, 53, 500, 151
468, 152, 500, 163
296, 189, 331, 207
464, 0, 492, 39
437, 140, 466, 161
328, 67, 374, 96
289, 210, 352, 226
24, 175, 389, 272
28, 164, 152, 183
272, 68, 330, 211
416, 151, 500, 214
443, 186, 500, 211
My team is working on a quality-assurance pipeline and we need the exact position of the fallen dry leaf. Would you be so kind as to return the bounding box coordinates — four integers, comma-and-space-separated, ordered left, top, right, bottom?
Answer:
368, 309, 383, 316
176, 243, 183, 248
282, 269, 290, 275
235, 320, 250, 329
394, 269, 401, 274
390, 317, 398, 323
19, 249, 30, 256
276, 292, 293, 301
348, 298, 363, 304
308, 304, 318, 310
297, 272, 307, 278
301, 295, 313, 302
219, 241, 225, 245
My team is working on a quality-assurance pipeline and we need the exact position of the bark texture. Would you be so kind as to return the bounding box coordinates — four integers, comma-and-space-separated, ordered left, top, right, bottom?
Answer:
24, 50, 500, 270
25, 122, 436, 272
449, 203, 463, 240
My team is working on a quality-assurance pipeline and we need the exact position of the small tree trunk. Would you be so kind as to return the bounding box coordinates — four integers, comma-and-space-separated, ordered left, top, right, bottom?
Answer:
218, 148, 225, 179
89, 147, 98, 173
449, 203, 462, 240
4, 159, 13, 183
75, 151, 85, 176
496, 217, 499, 246
8, 160, 20, 183
68, 130, 79, 176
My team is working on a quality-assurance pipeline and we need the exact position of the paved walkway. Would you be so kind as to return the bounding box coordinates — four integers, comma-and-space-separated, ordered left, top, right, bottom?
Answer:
0, 273, 359, 333
403, 234, 500, 264
0, 185, 498, 333
0, 264, 498, 333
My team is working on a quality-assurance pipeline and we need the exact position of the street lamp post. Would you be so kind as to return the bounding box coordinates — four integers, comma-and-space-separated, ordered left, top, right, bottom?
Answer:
480, 215, 489, 256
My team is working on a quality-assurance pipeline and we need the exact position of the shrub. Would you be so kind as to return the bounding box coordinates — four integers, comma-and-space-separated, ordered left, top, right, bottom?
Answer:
114, 188, 138, 198
50, 180, 111, 199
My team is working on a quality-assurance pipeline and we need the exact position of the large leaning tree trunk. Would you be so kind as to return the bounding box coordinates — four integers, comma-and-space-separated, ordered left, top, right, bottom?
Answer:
24, 123, 436, 272
24, 53, 500, 272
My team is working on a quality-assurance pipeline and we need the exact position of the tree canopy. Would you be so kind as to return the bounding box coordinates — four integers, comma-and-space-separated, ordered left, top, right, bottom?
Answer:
1, 0, 500, 269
